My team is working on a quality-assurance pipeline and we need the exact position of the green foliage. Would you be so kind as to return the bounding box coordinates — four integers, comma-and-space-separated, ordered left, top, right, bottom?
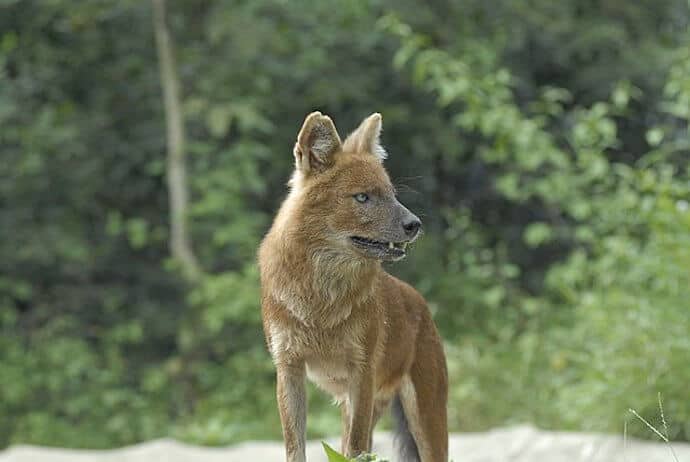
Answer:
385, 6, 690, 441
323, 443, 351, 462
1, 0, 689, 449
322, 443, 389, 462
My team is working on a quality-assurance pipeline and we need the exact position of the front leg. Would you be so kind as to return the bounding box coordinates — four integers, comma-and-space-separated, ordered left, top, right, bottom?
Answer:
344, 369, 375, 458
340, 402, 351, 455
276, 361, 307, 462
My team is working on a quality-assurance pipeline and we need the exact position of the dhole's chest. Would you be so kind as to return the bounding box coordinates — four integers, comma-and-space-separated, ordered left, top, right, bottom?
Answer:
269, 317, 367, 399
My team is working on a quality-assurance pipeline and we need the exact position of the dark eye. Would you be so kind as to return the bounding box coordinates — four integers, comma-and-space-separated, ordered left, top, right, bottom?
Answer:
354, 193, 369, 203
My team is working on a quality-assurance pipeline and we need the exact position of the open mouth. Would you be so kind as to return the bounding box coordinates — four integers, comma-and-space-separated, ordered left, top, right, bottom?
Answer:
349, 236, 409, 260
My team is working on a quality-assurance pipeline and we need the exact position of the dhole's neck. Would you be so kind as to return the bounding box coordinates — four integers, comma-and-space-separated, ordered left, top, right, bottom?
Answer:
262, 193, 380, 327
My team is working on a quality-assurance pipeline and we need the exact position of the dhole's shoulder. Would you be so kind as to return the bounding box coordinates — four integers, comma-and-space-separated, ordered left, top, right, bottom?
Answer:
378, 271, 427, 310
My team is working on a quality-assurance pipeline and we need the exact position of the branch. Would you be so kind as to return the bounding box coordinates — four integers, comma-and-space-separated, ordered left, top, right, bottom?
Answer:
152, 0, 202, 282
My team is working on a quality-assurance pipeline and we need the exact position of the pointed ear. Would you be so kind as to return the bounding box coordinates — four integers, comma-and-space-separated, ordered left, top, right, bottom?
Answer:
343, 112, 387, 161
293, 111, 342, 174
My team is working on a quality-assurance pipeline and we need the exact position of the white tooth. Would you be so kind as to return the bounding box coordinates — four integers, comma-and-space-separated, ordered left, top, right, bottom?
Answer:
389, 241, 394, 249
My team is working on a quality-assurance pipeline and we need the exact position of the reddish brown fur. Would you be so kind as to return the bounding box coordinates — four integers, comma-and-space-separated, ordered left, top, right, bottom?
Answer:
259, 112, 448, 462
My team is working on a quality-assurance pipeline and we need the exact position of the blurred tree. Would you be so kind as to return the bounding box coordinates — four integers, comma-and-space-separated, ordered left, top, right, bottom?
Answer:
152, 0, 202, 281
384, 10, 690, 439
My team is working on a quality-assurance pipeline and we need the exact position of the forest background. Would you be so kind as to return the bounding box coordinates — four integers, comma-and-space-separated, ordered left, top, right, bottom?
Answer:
1, 0, 689, 448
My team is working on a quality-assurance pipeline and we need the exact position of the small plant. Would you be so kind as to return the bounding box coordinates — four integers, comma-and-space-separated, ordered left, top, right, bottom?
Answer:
626, 393, 680, 462
322, 442, 390, 462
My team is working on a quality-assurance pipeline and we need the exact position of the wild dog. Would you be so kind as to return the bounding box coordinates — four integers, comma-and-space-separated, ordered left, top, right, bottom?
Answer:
259, 112, 448, 462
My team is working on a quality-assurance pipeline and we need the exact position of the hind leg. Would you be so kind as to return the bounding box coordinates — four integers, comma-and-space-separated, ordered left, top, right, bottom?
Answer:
398, 328, 448, 461
369, 398, 391, 450
342, 396, 391, 454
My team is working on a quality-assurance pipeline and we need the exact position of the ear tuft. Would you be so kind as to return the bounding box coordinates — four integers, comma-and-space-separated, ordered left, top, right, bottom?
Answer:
293, 111, 342, 174
343, 112, 387, 161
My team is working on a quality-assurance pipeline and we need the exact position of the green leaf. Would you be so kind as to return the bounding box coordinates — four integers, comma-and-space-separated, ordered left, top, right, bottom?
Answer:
323, 442, 351, 462
524, 222, 553, 247
206, 105, 233, 138
645, 128, 664, 147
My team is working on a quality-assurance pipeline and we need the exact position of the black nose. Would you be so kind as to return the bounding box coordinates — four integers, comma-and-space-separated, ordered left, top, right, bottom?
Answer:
402, 218, 421, 237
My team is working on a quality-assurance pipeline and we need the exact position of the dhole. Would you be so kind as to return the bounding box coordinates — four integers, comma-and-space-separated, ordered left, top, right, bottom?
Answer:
259, 112, 448, 462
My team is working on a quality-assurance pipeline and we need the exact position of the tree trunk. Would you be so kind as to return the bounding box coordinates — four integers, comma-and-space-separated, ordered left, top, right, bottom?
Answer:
152, 0, 201, 281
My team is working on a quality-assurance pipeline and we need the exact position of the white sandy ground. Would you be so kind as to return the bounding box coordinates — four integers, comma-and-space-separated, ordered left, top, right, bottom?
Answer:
2, 426, 689, 462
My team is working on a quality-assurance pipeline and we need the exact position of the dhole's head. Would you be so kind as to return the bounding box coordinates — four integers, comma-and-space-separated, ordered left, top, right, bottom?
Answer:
288, 111, 421, 262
